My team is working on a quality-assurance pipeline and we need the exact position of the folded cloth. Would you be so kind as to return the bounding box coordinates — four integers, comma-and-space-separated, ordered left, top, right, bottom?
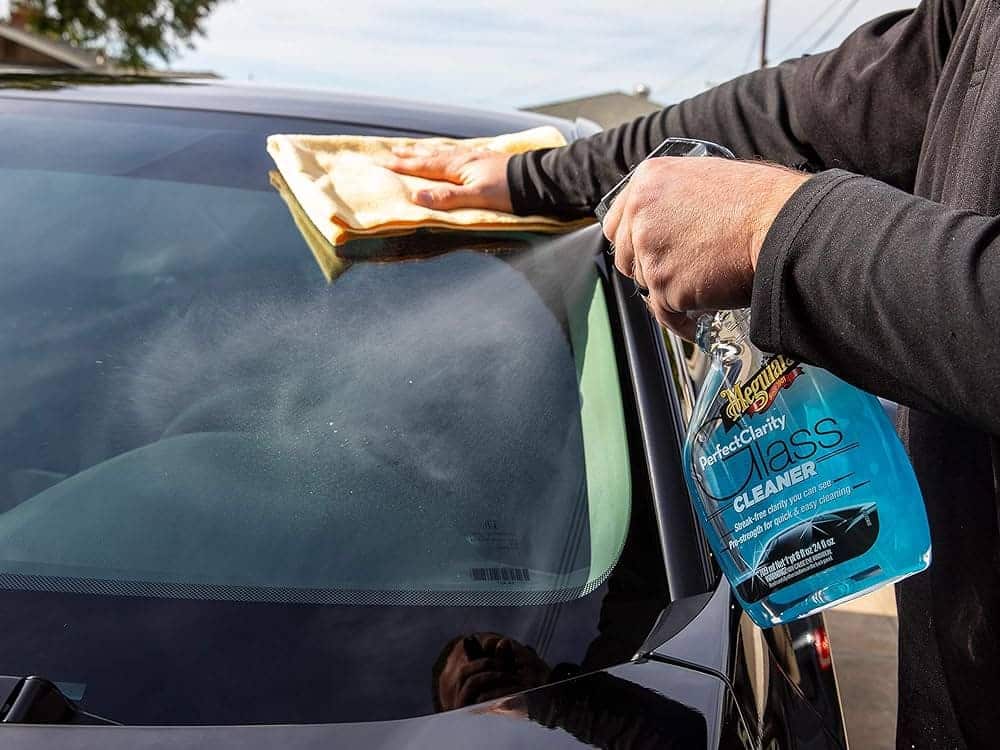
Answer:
269, 170, 348, 282
266, 126, 591, 247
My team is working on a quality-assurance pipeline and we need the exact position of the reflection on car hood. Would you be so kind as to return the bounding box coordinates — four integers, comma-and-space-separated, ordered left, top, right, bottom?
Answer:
0, 659, 724, 750
0, 74, 577, 141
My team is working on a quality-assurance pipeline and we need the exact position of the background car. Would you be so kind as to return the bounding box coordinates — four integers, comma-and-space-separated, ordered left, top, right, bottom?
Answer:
0, 75, 846, 749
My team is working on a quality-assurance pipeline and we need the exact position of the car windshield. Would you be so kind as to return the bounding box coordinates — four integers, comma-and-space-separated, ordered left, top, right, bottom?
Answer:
0, 95, 667, 725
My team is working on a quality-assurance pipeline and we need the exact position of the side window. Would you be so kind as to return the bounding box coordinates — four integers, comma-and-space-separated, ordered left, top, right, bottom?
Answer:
661, 330, 702, 427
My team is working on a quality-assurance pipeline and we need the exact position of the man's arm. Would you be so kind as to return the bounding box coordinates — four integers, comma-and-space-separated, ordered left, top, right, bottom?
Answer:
509, 0, 962, 218
598, 151, 1000, 434
752, 172, 1000, 435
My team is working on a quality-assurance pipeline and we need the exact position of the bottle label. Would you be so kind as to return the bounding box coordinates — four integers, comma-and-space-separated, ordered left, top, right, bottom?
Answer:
718, 354, 801, 428
691, 356, 880, 604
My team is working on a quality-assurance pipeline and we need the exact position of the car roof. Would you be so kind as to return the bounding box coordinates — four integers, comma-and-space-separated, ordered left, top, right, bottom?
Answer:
0, 74, 581, 140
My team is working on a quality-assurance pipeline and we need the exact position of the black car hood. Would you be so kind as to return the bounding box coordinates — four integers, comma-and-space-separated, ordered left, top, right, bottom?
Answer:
0, 75, 580, 141
0, 659, 727, 749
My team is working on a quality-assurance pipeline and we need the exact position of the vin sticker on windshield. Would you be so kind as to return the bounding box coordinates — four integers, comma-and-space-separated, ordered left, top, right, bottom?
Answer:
465, 520, 521, 552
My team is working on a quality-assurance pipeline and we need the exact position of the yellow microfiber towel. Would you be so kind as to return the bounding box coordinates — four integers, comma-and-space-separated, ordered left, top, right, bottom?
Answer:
266, 126, 592, 247
269, 169, 348, 282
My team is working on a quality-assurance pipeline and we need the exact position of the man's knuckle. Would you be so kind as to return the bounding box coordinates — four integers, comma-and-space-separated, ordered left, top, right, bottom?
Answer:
644, 260, 666, 290
613, 247, 632, 275
631, 258, 647, 285
632, 222, 656, 252
662, 286, 684, 312
675, 287, 698, 311
647, 296, 671, 324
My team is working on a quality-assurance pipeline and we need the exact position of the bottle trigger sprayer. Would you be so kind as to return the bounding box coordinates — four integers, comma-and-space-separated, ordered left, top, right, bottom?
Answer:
597, 138, 931, 627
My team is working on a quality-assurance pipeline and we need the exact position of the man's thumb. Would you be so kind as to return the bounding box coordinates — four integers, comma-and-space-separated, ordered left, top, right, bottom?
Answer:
413, 185, 478, 210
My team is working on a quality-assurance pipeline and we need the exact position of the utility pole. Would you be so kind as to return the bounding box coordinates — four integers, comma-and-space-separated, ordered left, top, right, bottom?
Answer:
760, 0, 770, 68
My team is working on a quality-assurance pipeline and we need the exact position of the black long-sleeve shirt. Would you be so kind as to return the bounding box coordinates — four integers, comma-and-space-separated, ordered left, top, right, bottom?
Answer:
508, 2, 1000, 748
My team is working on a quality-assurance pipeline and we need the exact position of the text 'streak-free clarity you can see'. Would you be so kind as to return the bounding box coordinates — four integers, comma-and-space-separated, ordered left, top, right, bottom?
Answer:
682, 310, 931, 627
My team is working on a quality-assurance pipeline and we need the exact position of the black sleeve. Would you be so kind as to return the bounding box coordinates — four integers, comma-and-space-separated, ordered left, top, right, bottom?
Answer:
507, 61, 814, 218
750, 170, 1000, 435
507, 0, 962, 218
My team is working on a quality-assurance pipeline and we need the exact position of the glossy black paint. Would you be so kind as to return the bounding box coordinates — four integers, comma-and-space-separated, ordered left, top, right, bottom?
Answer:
0, 74, 580, 141
0, 660, 727, 749
0, 77, 847, 748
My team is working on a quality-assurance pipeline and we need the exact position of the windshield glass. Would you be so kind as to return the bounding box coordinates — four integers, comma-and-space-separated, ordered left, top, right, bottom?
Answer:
0, 96, 665, 725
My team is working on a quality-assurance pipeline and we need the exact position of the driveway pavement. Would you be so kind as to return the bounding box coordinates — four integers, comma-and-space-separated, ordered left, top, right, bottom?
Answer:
826, 587, 898, 750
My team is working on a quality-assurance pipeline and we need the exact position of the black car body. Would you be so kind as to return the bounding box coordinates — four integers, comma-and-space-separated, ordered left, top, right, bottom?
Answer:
0, 76, 847, 749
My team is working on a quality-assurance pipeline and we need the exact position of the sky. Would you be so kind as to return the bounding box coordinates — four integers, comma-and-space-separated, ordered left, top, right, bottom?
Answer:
2, 0, 911, 109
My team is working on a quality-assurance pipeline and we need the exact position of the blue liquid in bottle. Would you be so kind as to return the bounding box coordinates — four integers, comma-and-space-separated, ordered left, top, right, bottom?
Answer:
682, 311, 931, 627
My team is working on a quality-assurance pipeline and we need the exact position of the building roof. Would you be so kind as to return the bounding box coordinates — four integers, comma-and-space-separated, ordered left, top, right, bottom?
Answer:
0, 22, 219, 78
524, 90, 664, 129
0, 21, 105, 70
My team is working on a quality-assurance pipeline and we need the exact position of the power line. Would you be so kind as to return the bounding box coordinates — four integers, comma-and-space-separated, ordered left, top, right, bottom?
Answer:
654, 3, 792, 95
807, 0, 863, 52
656, 26, 747, 91
775, 0, 848, 59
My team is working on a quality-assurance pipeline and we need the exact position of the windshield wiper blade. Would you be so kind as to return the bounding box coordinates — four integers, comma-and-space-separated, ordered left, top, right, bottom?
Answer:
0, 675, 117, 725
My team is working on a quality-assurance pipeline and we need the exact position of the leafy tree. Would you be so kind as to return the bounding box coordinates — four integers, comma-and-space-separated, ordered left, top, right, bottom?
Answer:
11, 0, 224, 69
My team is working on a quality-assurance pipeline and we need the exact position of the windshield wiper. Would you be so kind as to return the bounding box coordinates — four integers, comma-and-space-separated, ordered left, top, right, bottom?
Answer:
0, 675, 118, 725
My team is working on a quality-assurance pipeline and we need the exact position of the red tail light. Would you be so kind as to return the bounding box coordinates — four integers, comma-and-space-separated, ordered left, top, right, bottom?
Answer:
814, 626, 832, 670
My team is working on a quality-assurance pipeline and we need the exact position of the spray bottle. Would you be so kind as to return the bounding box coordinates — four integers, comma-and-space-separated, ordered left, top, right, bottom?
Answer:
598, 138, 931, 626
685, 309, 930, 626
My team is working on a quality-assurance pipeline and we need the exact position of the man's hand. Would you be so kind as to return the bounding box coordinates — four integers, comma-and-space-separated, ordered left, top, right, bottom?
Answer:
436, 632, 552, 711
602, 156, 809, 339
385, 145, 514, 212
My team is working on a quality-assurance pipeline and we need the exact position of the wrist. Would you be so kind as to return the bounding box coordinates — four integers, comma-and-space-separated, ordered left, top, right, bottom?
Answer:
750, 170, 810, 270
490, 152, 514, 213
504, 152, 530, 215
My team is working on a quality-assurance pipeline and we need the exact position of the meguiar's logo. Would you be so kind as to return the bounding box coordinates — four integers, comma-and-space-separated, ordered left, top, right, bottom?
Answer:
719, 355, 802, 428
